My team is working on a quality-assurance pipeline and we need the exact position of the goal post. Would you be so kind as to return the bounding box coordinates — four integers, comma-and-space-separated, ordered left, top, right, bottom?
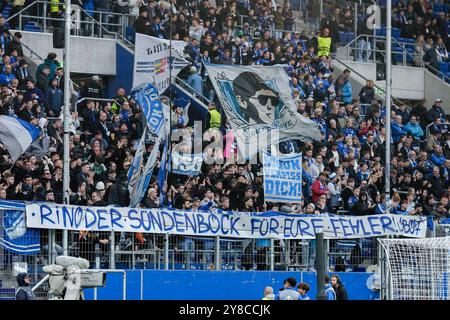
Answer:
378, 237, 450, 300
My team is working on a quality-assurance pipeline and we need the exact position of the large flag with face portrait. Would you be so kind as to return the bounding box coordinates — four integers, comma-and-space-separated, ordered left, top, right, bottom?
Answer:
206, 65, 321, 160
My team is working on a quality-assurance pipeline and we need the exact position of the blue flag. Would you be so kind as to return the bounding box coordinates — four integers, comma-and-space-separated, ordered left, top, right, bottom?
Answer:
127, 126, 147, 194
130, 83, 165, 135
1, 210, 40, 254
129, 138, 162, 208
128, 82, 167, 207
0, 115, 40, 162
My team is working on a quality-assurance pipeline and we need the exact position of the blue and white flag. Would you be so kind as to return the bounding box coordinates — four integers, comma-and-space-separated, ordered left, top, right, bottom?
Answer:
263, 152, 303, 203
206, 65, 321, 160
171, 152, 203, 176
131, 83, 165, 136
133, 33, 189, 93
127, 126, 147, 194
0, 115, 40, 162
1, 209, 40, 254
129, 137, 162, 208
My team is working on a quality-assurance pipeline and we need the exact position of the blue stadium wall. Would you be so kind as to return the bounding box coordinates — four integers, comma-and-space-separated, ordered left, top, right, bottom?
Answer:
84, 271, 380, 300
105, 43, 134, 98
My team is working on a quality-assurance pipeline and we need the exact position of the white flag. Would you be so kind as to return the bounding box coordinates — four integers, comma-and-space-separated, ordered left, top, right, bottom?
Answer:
133, 33, 189, 94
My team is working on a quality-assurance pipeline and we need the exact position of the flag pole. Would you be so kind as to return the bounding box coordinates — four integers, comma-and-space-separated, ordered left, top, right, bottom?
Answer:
62, 0, 71, 255
164, 3, 174, 201
385, 0, 392, 213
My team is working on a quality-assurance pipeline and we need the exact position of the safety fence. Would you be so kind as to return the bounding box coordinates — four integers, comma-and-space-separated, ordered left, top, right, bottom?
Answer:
0, 227, 388, 300
2, 220, 450, 300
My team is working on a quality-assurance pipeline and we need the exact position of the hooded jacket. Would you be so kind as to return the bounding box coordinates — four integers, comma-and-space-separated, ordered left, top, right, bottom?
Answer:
36, 58, 59, 80
16, 273, 35, 300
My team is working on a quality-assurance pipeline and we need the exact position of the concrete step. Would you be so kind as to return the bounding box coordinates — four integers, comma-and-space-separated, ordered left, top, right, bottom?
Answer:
292, 10, 312, 33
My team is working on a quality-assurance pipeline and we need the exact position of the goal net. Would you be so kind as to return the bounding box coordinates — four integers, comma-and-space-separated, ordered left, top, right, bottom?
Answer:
379, 237, 450, 300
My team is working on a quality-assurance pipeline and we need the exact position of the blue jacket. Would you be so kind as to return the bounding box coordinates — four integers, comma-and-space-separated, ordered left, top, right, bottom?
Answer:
404, 122, 424, 140
342, 81, 353, 104
325, 284, 336, 300
375, 203, 386, 214
391, 122, 407, 143
431, 153, 446, 166
24, 87, 46, 105
299, 293, 311, 300
0, 72, 15, 86
342, 126, 356, 137
186, 73, 203, 96
46, 86, 63, 111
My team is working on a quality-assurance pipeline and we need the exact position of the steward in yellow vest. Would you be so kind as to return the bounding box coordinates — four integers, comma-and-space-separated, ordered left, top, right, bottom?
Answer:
206, 102, 221, 129
317, 27, 332, 58
50, 0, 65, 13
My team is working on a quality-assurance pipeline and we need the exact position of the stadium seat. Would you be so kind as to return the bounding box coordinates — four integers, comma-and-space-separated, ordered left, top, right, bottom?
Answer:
392, 29, 401, 39
23, 21, 42, 32
125, 26, 135, 43
440, 62, 449, 73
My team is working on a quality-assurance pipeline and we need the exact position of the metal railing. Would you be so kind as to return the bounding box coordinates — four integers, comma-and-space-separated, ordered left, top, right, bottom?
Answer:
334, 56, 410, 111
233, 25, 301, 41
424, 63, 450, 84
2, 218, 448, 299
175, 76, 211, 106
19, 40, 45, 62
74, 97, 115, 113
5, 0, 134, 49
339, 34, 421, 66
237, 15, 298, 32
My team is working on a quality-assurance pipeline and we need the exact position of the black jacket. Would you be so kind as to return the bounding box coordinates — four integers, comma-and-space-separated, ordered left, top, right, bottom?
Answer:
135, 16, 151, 35
359, 86, 375, 104
351, 200, 374, 216
6, 40, 24, 57
107, 181, 130, 207
334, 284, 348, 300
144, 198, 159, 208
80, 80, 104, 99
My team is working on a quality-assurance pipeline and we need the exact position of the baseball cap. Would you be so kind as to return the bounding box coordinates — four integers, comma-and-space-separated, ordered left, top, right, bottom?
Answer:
435, 98, 442, 102
92, 75, 100, 81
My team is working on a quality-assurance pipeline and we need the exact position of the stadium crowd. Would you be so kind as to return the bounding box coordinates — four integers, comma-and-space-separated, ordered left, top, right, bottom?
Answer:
0, 0, 449, 271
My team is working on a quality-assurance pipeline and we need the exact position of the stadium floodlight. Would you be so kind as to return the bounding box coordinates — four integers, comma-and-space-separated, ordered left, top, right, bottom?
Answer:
379, 237, 450, 300
43, 256, 106, 300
